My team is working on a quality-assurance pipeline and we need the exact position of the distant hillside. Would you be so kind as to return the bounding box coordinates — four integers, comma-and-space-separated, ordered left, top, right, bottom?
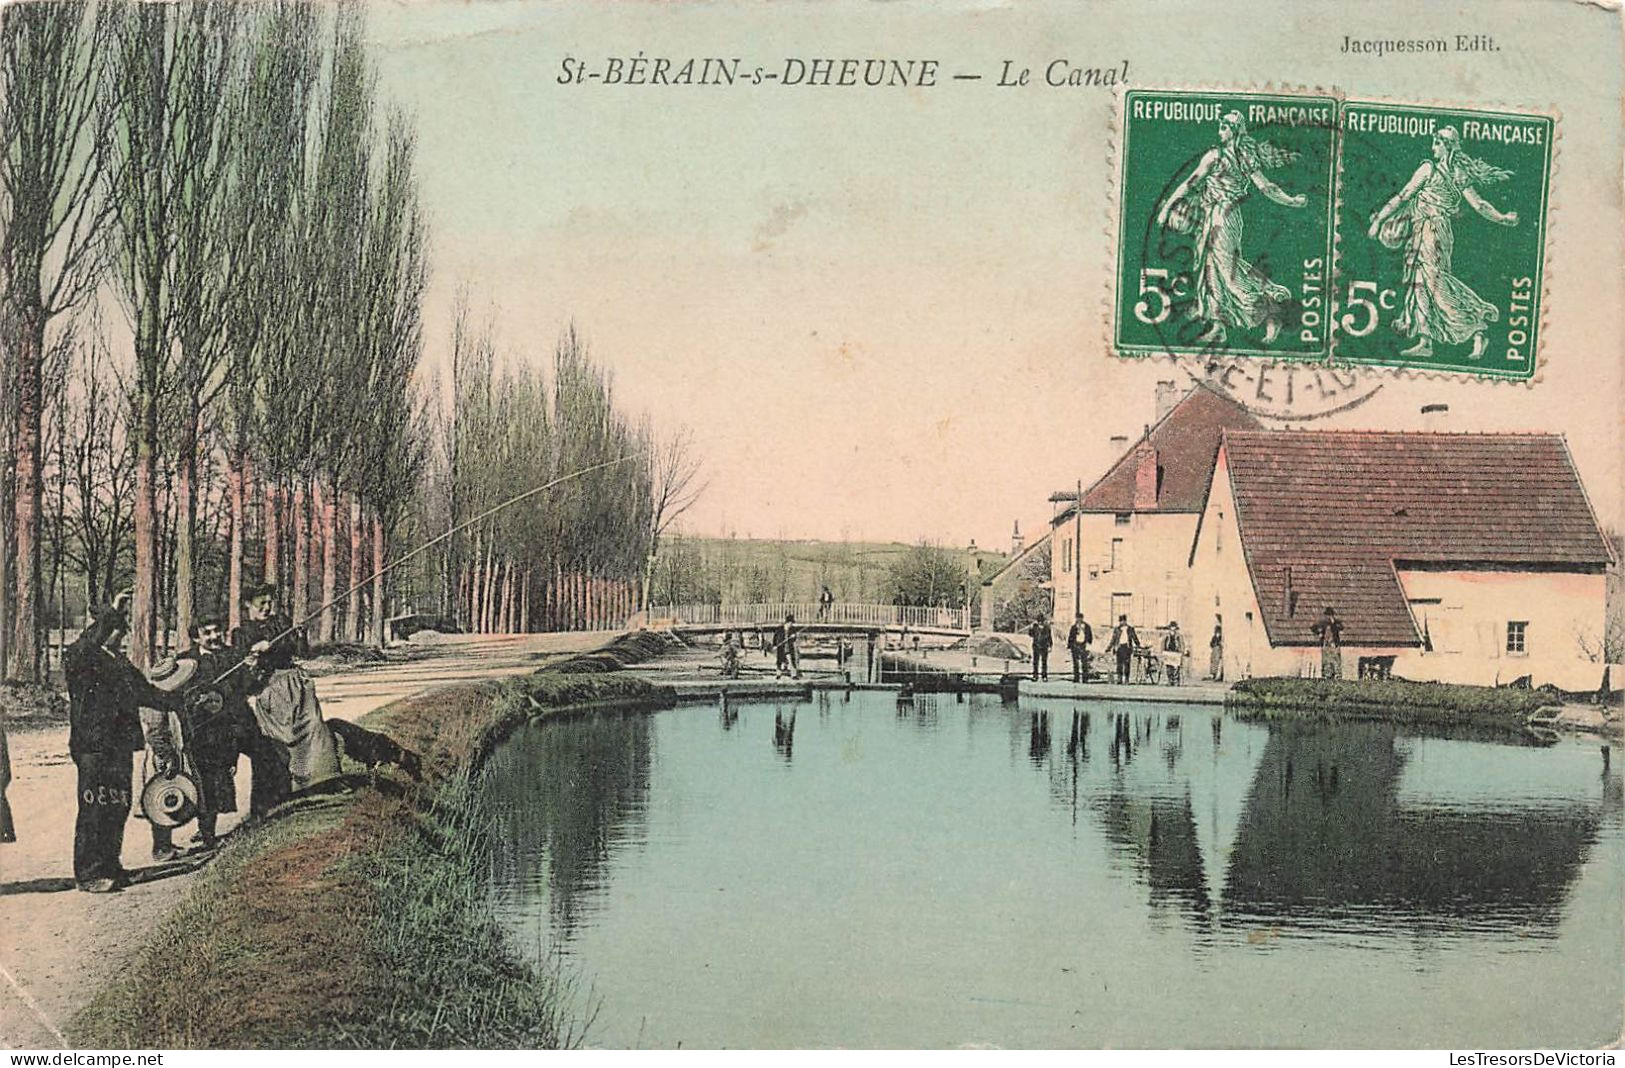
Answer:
649, 535, 1011, 606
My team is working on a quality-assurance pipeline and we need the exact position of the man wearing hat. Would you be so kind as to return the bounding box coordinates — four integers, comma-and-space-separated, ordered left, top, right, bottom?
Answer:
64, 592, 187, 892
233, 583, 339, 795
190, 618, 266, 832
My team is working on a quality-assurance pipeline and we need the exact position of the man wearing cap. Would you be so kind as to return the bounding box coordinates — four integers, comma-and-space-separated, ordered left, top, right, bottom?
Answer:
193, 617, 277, 826
233, 583, 339, 794
64, 592, 187, 892
1107, 614, 1139, 685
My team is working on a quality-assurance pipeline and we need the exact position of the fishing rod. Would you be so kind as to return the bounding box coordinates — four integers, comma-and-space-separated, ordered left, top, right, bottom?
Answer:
206, 451, 647, 689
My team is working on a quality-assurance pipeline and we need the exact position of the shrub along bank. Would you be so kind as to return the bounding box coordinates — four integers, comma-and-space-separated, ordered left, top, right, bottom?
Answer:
1226, 676, 1553, 728
70, 640, 675, 1049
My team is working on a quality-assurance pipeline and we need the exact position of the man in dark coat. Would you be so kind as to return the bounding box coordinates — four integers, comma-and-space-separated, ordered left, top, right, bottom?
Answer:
65, 594, 186, 892
1311, 606, 1344, 680
772, 614, 801, 680
1067, 614, 1094, 684
191, 618, 268, 833
1027, 617, 1053, 681
1107, 614, 1139, 684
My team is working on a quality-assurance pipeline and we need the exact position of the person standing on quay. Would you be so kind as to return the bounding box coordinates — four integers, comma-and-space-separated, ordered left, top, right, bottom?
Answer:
1208, 615, 1225, 682
1067, 614, 1093, 684
1027, 616, 1053, 681
773, 613, 801, 680
1311, 606, 1344, 681
64, 593, 186, 892
1108, 614, 1139, 685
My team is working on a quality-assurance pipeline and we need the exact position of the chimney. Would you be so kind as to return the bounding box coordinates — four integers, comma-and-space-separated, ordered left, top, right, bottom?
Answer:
1283, 566, 1295, 617
1421, 403, 1449, 431
1155, 380, 1180, 423
1133, 438, 1159, 510
1010, 520, 1024, 556
1109, 434, 1130, 455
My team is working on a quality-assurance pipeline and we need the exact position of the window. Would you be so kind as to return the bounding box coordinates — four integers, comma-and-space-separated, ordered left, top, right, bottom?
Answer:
1506, 621, 1528, 655
1216, 510, 1224, 553
1114, 513, 1131, 527
1110, 538, 1123, 570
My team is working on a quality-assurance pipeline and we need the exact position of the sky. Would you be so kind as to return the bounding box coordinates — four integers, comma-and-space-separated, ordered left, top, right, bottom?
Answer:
364, 0, 1624, 548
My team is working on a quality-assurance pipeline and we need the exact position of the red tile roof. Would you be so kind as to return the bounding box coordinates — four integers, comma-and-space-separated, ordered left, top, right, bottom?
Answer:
1053, 383, 1263, 521
1221, 431, 1613, 647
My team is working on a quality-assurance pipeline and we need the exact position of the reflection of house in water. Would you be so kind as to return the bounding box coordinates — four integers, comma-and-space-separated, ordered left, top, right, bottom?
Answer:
1021, 702, 1616, 940
484, 713, 653, 939
1222, 722, 1612, 937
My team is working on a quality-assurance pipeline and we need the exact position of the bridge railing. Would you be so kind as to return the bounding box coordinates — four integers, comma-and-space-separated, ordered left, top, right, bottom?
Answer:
654, 602, 969, 631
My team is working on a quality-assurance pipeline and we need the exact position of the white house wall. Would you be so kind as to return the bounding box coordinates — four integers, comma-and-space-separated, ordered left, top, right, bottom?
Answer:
1394, 568, 1609, 691
1051, 512, 1197, 633
1186, 450, 1274, 680
1187, 447, 1610, 688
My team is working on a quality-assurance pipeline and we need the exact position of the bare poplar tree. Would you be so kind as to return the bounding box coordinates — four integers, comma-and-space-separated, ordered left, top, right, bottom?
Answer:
640, 424, 706, 614
0, 0, 112, 680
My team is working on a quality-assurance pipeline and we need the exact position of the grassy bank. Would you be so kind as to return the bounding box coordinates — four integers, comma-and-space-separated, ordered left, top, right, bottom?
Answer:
1227, 676, 1553, 728
70, 638, 675, 1049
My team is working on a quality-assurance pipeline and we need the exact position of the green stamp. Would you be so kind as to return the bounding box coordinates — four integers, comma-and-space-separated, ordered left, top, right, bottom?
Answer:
1332, 103, 1552, 378
1114, 90, 1339, 360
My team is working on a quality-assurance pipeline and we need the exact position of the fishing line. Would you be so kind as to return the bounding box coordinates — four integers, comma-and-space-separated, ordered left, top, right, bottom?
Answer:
206, 450, 647, 688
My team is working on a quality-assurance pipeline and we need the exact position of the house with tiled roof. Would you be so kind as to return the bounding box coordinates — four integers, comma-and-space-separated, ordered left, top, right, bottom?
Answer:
1048, 382, 1261, 631
1187, 429, 1614, 688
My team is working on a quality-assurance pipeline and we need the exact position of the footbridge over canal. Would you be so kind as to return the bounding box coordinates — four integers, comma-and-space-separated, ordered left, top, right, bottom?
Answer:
648, 602, 971, 641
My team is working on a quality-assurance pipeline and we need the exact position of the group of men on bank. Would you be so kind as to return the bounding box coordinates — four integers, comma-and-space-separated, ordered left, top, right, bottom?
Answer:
1026, 612, 1233, 686
64, 582, 339, 893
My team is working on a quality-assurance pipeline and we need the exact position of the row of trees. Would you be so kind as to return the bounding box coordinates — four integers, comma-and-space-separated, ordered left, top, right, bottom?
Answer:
2, 0, 426, 679
426, 305, 700, 635
1, 1, 701, 681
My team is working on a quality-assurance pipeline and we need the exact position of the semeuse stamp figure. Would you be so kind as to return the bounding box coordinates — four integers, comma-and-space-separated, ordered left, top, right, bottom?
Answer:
1157, 111, 1309, 347
1367, 126, 1519, 360
1334, 102, 1551, 377
1114, 90, 1338, 361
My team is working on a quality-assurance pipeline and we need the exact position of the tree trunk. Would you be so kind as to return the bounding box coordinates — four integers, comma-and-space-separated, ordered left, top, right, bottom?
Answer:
501, 561, 511, 634
371, 514, 385, 647
316, 478, 335, 643
228, 447, 246, 633
263, 476, 280, 600
131, 393, 159, 670
483, 544, 497, 634
174, 406, 199, 652
520, 567, 531, 633
468, 533, 482, 633
10, 310, 43, 681
348, 492, 363, 642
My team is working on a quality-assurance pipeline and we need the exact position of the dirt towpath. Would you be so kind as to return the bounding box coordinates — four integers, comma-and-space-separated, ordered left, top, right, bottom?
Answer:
0, 632, 609, 1049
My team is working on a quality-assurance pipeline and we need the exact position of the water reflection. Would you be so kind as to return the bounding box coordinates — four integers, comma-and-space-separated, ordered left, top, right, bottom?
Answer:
481, 694, 1623, 1047
484, 711, 652, 939
773, 707, 797, 761
1222, 721, 1611, 937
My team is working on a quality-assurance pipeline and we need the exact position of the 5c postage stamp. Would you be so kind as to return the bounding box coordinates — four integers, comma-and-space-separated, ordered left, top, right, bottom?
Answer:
1113, 89, 1339, 362
1112, 89, 1554, 380
1333, 102, 1553, 379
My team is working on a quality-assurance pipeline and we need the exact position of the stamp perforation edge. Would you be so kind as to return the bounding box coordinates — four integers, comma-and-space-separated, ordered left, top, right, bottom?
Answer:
1327, 93, 1558, 387
1105, 85, 1558, 388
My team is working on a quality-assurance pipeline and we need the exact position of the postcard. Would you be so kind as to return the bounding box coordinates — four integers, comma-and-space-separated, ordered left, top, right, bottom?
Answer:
0, 0, 1620, 1052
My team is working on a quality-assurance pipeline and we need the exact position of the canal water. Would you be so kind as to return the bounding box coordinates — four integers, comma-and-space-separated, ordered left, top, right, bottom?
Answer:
480, 692, 1623, 1048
